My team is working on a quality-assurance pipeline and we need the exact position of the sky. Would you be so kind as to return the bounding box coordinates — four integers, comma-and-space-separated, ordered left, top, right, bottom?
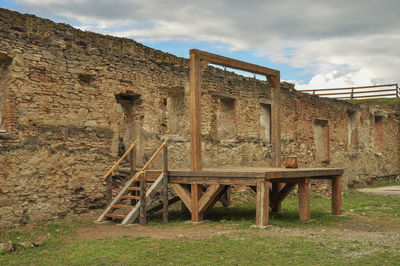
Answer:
1, 0, 399, 90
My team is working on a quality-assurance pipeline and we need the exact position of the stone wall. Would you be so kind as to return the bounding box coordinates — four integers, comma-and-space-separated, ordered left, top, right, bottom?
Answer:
0, 8, 399, 227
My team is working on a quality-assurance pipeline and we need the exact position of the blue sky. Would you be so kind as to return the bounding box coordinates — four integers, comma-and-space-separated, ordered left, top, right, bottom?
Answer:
1, 0, 399, 90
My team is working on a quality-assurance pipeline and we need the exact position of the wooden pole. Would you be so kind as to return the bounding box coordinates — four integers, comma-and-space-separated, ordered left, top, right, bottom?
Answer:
298, 178, 310, 221
268, 73, 281, 168
332, 175, 342, 215
189, 51, 202, 172
191, 184, 203, 222
268, 73, 282, 212
256, 180, 270, 226
162, 144, 169, 223
139, 173, 146, 225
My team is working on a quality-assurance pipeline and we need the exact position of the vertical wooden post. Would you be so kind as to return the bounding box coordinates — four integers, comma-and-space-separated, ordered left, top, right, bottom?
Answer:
129, 148, 136, 205
268, 73, 282, 212
139, 173, 146, 225
129, 147, 136, 177
189, 50, 202, 172
332, 175, 342, 215
268, 73, 281, 168
162, 144, 168, 223
271, 182, 282, 213
106, 176, 112, 204
298, 178, 310, 221
256, 180, 270, 226
350, 88, 354, 99
191, 184, 202, 222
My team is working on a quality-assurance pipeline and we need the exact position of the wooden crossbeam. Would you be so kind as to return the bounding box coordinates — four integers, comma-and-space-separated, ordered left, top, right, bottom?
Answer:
191, 49, 279, 77
272, 183, 296, 203
198, 185, 226, 215
171, 184, 192, 212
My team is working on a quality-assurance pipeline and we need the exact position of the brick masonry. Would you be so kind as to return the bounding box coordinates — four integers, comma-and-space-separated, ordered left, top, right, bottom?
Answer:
0, 8, 399, 227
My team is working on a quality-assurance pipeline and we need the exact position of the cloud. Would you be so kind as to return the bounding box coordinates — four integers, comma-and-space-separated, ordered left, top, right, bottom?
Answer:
11, 0, 400, 88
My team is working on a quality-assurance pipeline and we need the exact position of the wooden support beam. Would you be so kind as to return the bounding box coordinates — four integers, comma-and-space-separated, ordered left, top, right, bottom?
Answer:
139, 173, 146, 225
162, 145, 168, 223
219, 187, 231, 207
272, 183, 296, 203
190, 51, 202, 171
332, 175, 342, 215
268, 74, 281, 168
271, 182, 282, 212
256, 180, 270, 226
200, 60, 209, 72
191, 184, 203, 222
298, 178, 310, 221
170, 184, 192, 212
191, 49, 279, 77
198, 185, 226, 215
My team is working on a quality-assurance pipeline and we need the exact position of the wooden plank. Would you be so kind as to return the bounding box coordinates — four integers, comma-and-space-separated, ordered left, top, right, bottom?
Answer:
191, 49, 279, 77
256, 180, 270, 226
169, 171, 266, 178
170, 184, 192, 212
162, 145, 168, 223
332, 175, 342, 215
190, 51, 202, 171
97, 169, 144, 222
198, 185, 225, 215
298, 178, 311, 221
191, 184, 202, 222
268, 74, 281, 167
120, 195, 140, 200
112, 204, 134, 209
169, 176, 259, 186
103, 139, 139, 179
121, 173, 165, 225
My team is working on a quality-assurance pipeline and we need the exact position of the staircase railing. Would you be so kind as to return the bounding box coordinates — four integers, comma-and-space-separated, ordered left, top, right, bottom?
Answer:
104, 139, 138, 202
98, 138, 169, 225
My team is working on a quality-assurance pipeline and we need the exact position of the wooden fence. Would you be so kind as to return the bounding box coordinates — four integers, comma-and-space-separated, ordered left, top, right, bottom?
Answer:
299, 84, 399, 99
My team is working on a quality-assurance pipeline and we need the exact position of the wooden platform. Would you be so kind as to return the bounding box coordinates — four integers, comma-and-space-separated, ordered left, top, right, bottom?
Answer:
162, 167, 343, 226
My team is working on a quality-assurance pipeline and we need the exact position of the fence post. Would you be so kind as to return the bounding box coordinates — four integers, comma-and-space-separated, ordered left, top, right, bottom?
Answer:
350, 88, 354, 99
396, 84, 399, 98
162, 142, 169, 223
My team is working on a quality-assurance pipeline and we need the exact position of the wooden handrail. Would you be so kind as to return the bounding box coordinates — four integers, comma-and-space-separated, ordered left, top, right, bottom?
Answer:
131, 138, 169, 183
103, 139, 139, 180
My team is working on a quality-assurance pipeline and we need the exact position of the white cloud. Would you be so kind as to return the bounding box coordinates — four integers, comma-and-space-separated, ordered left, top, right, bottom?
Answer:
10, 0, 400, 88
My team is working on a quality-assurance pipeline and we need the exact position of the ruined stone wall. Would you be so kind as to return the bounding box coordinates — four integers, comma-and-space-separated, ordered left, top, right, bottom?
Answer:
0, 8, 399, 227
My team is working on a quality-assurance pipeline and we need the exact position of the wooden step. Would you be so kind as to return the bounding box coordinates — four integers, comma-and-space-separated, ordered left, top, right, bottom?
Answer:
112, 204, 134, 209
104, 213, 126, 219
128, 186, 149, 191
120, 195, 141, 200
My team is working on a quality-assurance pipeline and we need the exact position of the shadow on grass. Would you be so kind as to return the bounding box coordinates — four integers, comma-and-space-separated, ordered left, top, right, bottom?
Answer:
147, 201, 343, 229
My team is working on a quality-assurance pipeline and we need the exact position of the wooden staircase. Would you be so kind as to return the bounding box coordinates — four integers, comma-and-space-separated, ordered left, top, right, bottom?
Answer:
97, 139, 169, 225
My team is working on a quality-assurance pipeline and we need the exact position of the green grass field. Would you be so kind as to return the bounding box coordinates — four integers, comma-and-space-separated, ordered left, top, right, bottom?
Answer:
1, 187, 400, 265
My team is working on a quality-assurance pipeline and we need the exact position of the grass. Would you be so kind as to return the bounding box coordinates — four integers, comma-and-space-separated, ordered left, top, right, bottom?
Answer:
1, 187, 400, 265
